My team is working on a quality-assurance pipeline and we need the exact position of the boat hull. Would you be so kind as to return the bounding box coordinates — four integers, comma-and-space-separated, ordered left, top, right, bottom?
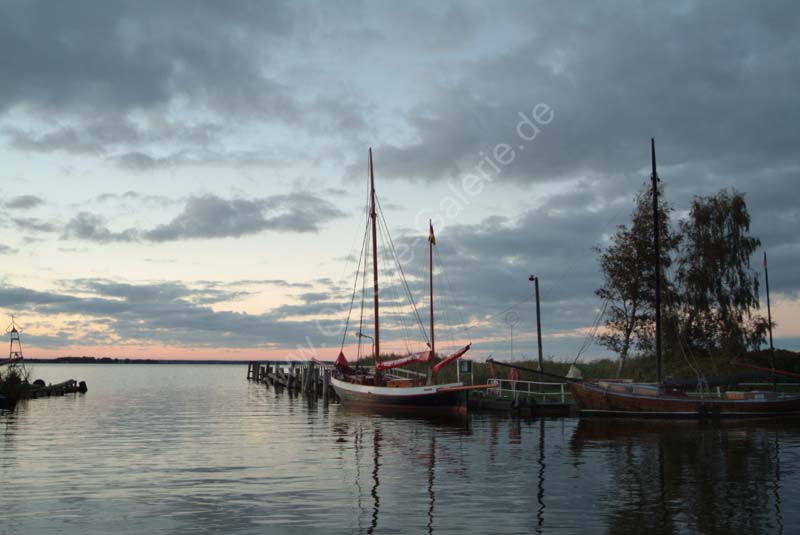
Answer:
570, 381, 800, 417
331, 376, 467, 413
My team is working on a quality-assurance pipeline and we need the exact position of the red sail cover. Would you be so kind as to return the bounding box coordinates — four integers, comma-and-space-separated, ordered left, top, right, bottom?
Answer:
431, 344, 471, 374
376, 350, 433, 371
334, 351, 350, 370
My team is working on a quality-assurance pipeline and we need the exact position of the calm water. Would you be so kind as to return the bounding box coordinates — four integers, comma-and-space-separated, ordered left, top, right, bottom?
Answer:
2, 364, 799, 534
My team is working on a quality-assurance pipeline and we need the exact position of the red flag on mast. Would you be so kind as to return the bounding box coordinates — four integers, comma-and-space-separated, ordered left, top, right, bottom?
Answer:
429, 220, 436, 245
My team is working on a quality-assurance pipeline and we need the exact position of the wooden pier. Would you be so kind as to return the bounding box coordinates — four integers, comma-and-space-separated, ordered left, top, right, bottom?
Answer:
247, 360, 335, 401
29, 379, 88, 399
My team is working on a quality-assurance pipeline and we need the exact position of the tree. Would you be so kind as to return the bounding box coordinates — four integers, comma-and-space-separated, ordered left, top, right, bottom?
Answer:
596, 183, 678, 377
676, 189, 768, 361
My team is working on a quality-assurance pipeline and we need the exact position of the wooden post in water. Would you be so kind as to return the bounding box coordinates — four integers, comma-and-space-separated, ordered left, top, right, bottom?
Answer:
247, 362, 253, 380
307, 363, 314, 395
322, 368, 330, 400
277, 366, 286, 387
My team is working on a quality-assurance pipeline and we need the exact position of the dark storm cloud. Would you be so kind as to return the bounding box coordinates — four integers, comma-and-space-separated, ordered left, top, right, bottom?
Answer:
6, 118, 223, 162
143, 192, 345, 241
59, 192, 345, 243
395, 187, 618, 335
370, 2, 800, 186
355, 0, 800, 328
4, 195, 44, 209
0, 279, 343, 349
61, 279, 248, 307
114, 152, 167, 172
0, 1, 366, 164
12, 216, 57, 233
0, 1, 294, 115
62, 212, 139, 243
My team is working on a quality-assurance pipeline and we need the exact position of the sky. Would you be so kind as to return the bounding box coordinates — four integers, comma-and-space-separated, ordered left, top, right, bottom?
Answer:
0, 0, 798, 363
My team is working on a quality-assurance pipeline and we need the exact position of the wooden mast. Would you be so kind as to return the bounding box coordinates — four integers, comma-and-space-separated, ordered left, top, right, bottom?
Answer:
427, 220, 435, 385
369, 148, 380, 367
651, 138, 663, 385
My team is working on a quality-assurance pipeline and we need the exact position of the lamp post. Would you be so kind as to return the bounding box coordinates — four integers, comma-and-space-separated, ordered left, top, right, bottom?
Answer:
529, 275, 544, 394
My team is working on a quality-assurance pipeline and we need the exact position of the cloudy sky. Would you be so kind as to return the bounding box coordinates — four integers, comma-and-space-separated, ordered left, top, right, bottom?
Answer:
1, 1, 798, 362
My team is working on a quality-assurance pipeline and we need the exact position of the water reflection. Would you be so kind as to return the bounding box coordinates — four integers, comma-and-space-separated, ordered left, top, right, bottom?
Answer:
3, 365, 800, 535
570, 418, 793, 535
333, 408, 474, 534
369, 424, 381, 534
536, 418, 545, 534
427, 432, 436, 534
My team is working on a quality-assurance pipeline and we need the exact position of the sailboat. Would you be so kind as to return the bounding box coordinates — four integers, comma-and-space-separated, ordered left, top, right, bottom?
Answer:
570, 139, 800, 417
331, 149, 489, 413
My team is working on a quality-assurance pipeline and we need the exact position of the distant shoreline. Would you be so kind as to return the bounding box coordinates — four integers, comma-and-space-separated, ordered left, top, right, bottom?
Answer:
25, 357, 252, 365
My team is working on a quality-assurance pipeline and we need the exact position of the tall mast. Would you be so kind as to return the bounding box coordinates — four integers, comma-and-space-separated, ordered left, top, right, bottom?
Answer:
764, 252, 775, 371
369, 148, 380, 364
427, 220, 435, 385
651, 138, 663, 385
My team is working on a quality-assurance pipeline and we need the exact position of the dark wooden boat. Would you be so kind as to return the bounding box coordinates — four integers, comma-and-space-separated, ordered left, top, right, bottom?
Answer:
331, 149, 489, 413
570, 380, 800, 417
572, 140, 800, 417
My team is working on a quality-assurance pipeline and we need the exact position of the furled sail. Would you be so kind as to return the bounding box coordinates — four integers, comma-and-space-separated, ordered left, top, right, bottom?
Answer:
376, 350, 433, 371
431, 344, 471, 375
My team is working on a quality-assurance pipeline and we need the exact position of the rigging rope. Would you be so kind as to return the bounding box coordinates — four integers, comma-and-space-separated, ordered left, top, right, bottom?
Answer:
434, 245, 472, 349
375, 195, 430, 345
376, 213, 416, 354
573, 299, 609, 364
341, 215, 371, 354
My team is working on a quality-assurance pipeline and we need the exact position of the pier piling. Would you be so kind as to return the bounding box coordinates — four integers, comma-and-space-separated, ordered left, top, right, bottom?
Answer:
245, 360, 336, 401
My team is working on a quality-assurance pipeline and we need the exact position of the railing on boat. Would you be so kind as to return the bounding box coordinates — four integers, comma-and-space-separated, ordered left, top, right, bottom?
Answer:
488, 378, 569, 403
386, 367, 425, 379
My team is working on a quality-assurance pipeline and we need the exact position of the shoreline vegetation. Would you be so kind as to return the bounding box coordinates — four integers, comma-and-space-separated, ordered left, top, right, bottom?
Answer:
338, 348, 800, 386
